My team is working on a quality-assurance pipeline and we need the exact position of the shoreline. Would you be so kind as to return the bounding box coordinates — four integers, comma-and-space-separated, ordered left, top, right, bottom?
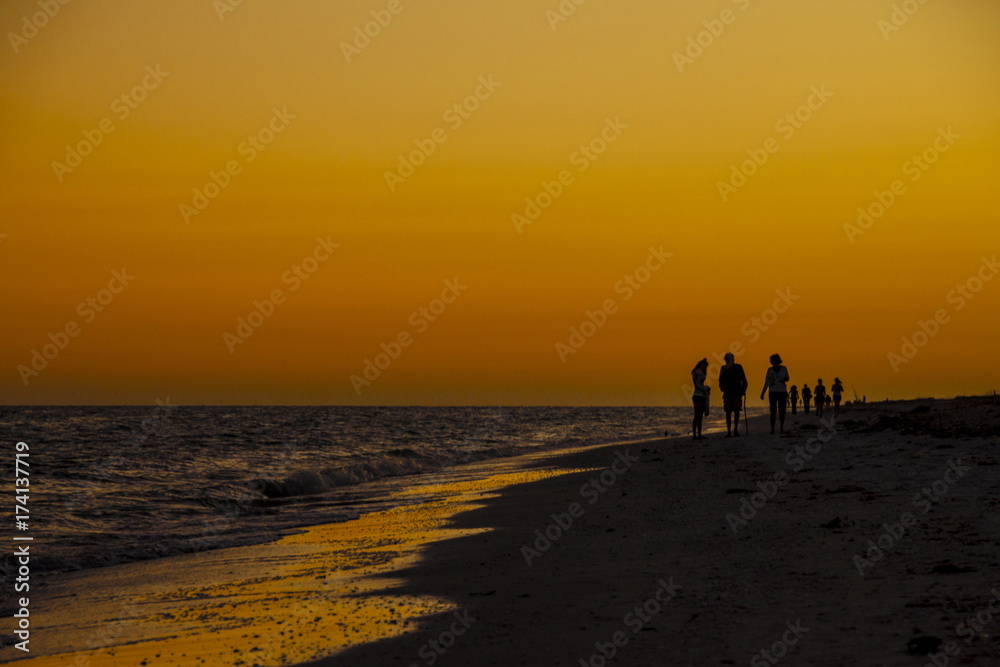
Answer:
302, 396, 999, 666
0, 436, 655, 666
5, 397, 997, 665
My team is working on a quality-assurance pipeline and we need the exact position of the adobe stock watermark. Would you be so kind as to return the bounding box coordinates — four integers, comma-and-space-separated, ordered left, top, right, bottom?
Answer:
341, 0, 416, 63
350, 278, 467, 395
511, 116, 628, 234
385, 75, 502, 192
190, 437, 301, 552
408, 610, 476, 667
17, 268, 135, 386
672, 0, 752, 73
717, 85, 833, 202
213, 0, 244, 21
877, 0, 933, 41
887, 255, 996, 372
545, 0, 590, 31
750, 620, 810, 666
52, 65, 169, 182
577, 578, 681, 667
956, 589, 1000, 644
682, 287, 799, 400
223, 236, 339, 353
7, 0, 72, 54
844, 127, 960, 243
60, 397, 176, 523
726, 417, 837, 533
179, 107, 295, 223
556, 246, 671, 363
853, 457, 971, 577
520, 449, 637, 567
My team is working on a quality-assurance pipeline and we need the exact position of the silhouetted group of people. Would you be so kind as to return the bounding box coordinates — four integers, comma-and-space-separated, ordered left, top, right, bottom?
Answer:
787, 378, 844, 419
689, 354, 846, 439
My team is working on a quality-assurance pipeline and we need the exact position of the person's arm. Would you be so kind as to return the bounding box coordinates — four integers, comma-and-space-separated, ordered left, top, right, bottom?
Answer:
739, 367, 748, 395
759, 369, 771, 400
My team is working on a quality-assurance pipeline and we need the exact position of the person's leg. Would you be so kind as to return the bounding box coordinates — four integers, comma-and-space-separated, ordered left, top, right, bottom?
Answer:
725, 408, 732, 436
693, 401, 704, 439
733, 404, 741, 433
768, 393, 777, 433
778, 394, 787, 432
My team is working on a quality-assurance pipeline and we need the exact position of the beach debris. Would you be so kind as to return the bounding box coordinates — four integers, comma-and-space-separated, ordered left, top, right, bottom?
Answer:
906, 635, 943, 654
820, 517, 843, 529
824, 484, 866, 494
931, 562, 975, 574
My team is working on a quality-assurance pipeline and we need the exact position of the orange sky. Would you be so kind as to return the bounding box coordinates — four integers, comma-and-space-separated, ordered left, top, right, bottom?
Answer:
2, 0, 998, 405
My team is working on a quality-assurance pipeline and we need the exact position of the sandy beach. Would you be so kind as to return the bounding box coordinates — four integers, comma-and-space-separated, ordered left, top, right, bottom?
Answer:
303, 396, 1000, 667
5, 396, 999, 666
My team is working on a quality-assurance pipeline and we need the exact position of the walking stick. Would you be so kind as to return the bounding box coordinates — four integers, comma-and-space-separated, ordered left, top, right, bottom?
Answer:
743, 395, 749, 436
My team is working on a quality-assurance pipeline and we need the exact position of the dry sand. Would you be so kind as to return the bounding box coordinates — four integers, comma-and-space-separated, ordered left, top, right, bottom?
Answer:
4, 397, 998, 666
306, 397, 1000, 667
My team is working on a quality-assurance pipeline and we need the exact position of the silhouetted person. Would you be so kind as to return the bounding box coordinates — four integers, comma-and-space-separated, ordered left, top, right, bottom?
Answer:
691, 358, 710, 440
802, 384, 812, 414
718, 352, 748, 437
832, 377, 844, 417
759, 353, 789, 434
788, 385, 799, 415
814, 379, 827, 418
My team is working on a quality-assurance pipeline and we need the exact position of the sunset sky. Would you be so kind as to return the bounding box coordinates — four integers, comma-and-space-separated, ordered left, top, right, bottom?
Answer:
2, 0, 998, 405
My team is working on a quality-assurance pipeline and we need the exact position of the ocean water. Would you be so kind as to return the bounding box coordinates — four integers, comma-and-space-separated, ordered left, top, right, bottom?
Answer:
1, 406, 723, 579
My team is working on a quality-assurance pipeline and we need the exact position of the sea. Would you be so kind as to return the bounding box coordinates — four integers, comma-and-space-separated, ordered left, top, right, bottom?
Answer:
1, 406, 730, 581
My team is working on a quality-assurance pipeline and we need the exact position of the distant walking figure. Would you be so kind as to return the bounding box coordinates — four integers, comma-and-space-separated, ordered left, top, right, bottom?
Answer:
788, 385, 799, 415
801, 384, 812, 414
691, 358, 710, 441
718, 352, 748, 437
759, 353, 790, 434
831, 378, 844, 414
814, 379, 827, 418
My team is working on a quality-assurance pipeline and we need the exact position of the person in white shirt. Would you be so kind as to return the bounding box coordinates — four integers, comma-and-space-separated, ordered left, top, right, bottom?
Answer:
759, 353, 790, 434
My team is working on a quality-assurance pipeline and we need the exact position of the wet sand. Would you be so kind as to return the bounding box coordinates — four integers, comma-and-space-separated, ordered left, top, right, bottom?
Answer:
0, 460, 592, 666
5, 397, 999, 666
305, 397, 1000, 666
